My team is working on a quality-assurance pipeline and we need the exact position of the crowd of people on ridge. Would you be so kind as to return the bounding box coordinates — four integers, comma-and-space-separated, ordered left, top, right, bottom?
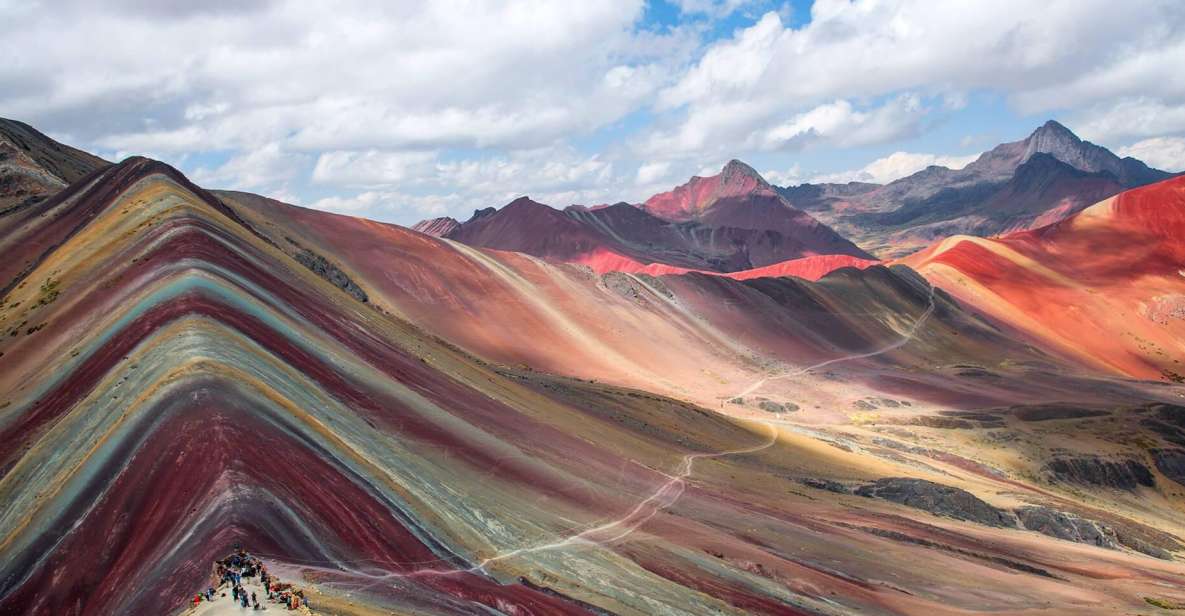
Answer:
187, 548, 312, 612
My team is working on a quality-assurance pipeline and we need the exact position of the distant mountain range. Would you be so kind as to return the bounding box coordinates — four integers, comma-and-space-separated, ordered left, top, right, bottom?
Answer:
778, 120, 1175, 257
418, 120, 1175, 270
416, 159, 875, 280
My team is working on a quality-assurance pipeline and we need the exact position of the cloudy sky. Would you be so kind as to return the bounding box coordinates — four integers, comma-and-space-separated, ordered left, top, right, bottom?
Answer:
3, 0, 1184, 224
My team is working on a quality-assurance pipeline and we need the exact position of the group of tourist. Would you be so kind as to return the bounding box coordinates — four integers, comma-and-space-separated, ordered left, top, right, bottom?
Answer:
266, 580, 309, 611
219, 550, 268, 609
187, 548, 312, 612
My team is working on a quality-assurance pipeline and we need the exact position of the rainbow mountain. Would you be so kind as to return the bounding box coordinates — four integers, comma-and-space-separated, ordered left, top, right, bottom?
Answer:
1, 124, 1185, 614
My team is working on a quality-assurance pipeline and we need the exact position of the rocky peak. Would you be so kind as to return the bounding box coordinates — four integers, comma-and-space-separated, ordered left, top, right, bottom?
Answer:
708, 159, 778, 204
410, 216, 460, 238
1021, 120, 1108, 172
1025, 121, 1081, 156
1028, 119, 1079, 145
962, 119, 1168, 187
469, 206, 497, 221
499, 196, 561, 217
719, 159, 770, 189
640, 159, 777, 221
504, 195, 541, 207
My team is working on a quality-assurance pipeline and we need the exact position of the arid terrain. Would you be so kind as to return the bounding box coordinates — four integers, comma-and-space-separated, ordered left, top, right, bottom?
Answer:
1, 114, 1184, 615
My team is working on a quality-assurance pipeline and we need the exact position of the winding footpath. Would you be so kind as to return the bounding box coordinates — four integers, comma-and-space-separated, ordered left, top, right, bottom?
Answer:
278, 281, 940, 591
734, 283, 937, 400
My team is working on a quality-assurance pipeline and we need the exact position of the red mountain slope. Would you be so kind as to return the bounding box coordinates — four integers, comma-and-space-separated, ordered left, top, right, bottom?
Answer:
902, 175, 1185, 379
575, 250, 877, 281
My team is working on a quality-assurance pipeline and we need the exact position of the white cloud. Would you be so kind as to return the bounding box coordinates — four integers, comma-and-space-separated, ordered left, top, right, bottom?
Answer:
311, 150, 437, 187
643, 1, 1185, 160
839, 151, 977, 184
303, 146, 619, 218
1073, 98, 1185, 145
190, 142, 308, 192
1, 1, 676, 154
756, 94, 926, 151
762, 163, 802, 186
636, 161, 672, 185
309, 191, 461, 218
0, 0, 700, 222
436, 149, 614, 198
773, 151, 979, 187
657, 11, 784, 111
1013, 40, 1185, 115
640, 93, 928, 158
1117, 137, 1185, 172
183, 102, 230, 122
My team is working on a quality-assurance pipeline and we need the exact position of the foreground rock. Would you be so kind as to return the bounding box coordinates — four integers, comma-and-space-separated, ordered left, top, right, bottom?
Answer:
1014, 506, 1117, 548
1152, 449, 1185, 487
855, 477, 1017, 527
292, 246, 369, 303
1042, 456, 1155, 490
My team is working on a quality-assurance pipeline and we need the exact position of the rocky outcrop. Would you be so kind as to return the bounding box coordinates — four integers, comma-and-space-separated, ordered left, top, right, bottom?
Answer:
1143, 418, 1185, 447
909, 415, 975, 429
1152, 403, 1185, 427
1015, 506, 1117, 548
293, 249, 369, 303
800, 478, 849, 494
1011, 403, 1110, 422
855, 479, 1174, 558
602, 271, 647, 303
1152, 449, 1185, 487
1013, 506, 1173, 558
757, 398, 798, 414
1143, 403, 1185, 447
855, 478, 1017, 528
633, 274, 672, 299
1042, 456, 1155, 490
729, 396, 799, 414
1113, 530, 1174, 560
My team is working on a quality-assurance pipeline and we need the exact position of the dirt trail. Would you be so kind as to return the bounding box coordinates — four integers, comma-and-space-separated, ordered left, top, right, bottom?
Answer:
733, 282, 937, 399
230, 283, 938, 596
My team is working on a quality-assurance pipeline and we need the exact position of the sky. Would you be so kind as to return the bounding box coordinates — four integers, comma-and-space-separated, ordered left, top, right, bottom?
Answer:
2, 0, 1184, 225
